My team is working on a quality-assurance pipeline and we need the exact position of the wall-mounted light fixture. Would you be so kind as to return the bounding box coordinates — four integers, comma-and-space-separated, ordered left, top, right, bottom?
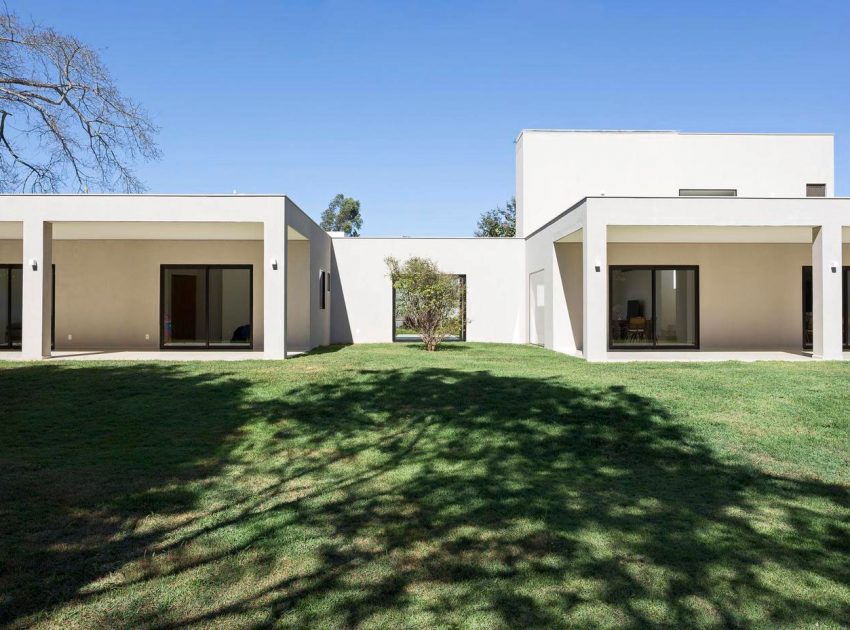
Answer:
29, 258, 37, 271
270, 258, 278, 270
594, 259, 601, 272
831, 261, 839, 273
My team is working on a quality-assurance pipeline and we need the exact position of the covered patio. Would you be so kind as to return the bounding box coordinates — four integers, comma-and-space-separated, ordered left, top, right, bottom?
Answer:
0, 195, 331, 360
526, 196, 850, 362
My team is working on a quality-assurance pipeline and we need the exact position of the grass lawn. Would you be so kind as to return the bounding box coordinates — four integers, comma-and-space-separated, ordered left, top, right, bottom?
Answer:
1, 343, 849, 628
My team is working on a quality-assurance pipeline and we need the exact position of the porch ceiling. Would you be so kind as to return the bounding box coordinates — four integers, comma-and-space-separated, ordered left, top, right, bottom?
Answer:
552, 225, 848, 244
0, 221, 310, 241
607, 225, 820, 243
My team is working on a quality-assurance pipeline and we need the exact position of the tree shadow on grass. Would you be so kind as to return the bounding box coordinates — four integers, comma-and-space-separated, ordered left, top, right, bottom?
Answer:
1, 362, 849, 627
0, 362, 259, 626
137, 368, 850, 627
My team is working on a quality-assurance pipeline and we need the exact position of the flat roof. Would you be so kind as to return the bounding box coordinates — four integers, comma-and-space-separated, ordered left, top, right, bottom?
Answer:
515, 129, 834, 143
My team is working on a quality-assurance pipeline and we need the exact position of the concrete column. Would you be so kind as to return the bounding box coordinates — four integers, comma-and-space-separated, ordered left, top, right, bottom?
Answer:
263, 215, 287, 359
582, 218, 607, 362
21, 220, 52, 359
812, 224, 843, 360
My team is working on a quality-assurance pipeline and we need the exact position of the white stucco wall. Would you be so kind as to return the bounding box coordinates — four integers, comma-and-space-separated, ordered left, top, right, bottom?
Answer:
330, 237, 525, 344
285, 197, 333, 351
516, 131, 835, 236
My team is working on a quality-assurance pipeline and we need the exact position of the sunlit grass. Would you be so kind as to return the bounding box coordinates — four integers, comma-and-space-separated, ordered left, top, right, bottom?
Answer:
1, 343, 849, 627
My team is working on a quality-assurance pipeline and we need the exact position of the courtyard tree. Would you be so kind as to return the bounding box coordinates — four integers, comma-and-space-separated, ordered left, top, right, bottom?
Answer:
0, 7, 159, 192
474, 196, 516, 237
385, 256, 465, 351
320, 193, 363, 236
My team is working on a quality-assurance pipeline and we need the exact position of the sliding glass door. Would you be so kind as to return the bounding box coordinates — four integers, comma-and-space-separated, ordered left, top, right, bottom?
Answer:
802, 266, 849, 349
0, 264, 55, 350
609, 266, 699, 349
0, 265, 21, 349
161, 265, 252, 349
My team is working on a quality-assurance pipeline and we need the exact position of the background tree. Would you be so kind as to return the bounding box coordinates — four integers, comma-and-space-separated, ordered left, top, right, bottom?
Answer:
386, 256, 466, 351
320, 193, 363, 236
0, 8, 159, 192
474, 196, 516, 237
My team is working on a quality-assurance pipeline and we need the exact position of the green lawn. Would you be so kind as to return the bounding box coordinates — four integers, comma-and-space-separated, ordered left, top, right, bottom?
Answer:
1, 344, 849, 628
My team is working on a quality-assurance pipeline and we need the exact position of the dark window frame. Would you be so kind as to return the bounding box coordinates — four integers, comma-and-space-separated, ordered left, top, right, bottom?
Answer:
319, 269, 327, 310
801, 265, 849, 349
0, 263, 55, 350
159, 264, 253, 350
608, 265, 700, 351
392, 274, 467, 342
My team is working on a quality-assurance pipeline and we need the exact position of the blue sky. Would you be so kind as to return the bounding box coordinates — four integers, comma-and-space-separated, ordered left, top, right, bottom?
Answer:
20, 0, 850, 236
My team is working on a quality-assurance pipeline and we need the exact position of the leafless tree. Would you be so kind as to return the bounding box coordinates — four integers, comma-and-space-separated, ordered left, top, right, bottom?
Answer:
0, 6, 159, 192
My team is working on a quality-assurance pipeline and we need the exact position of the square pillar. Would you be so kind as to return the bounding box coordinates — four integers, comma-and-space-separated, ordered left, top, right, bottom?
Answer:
582, 218, 607, 362
263, 216, 287, 359
812, 224, 843, 360
21, 220, 52, 359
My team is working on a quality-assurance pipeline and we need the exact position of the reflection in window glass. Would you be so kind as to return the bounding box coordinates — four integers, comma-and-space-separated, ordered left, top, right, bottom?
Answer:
654, 269, 696, 346
10, 267, 21, 347
162, 267, 207, 347
208, 268, 251, 346
610, 269, 653, 347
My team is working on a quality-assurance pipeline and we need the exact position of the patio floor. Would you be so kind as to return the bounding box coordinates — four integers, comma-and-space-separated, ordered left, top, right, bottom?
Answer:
0, 350, 304, 361
604, 349, 824, 362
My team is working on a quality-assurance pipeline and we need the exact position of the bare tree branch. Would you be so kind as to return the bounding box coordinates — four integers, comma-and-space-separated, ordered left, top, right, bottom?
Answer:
0, 7, 159, 192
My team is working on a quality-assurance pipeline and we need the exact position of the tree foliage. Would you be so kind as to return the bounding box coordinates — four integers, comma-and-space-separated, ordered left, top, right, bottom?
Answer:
474, 196, 516, 237
320, 193, 363, 236
386, 256, 465, 351
0, 8, 159, 192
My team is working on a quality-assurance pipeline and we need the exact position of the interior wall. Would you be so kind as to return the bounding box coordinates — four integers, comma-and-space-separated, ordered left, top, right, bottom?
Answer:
0, 239, 263, 350
286, 240, 311, 351
555, 242, 583, 352
609, 242, 850, 349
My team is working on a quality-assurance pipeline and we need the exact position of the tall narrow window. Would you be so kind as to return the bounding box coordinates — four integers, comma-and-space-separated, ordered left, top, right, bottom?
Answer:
806, 183, 826, 197
609, 266, 698, 349
161, 265, 252, 349
319, 270, 327, 310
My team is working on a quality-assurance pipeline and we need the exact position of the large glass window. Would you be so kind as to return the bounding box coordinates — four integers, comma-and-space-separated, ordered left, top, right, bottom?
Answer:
393, 275, 466, 342
161, 265, 252, 349
802, 266, 849, 349
0, 264, 54, 350
610, 266, 698, 349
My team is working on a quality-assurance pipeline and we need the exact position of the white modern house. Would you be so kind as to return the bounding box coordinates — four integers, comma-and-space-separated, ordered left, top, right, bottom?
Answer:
1, 130, 848, 361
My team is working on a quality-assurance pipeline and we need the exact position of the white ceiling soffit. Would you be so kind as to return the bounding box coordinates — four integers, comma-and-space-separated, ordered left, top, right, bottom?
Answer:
0, 221, 310, 241
287, 226, 309, 240
0, 221, 266, 240
0, 222, 22, 239
607, 225, 819, 243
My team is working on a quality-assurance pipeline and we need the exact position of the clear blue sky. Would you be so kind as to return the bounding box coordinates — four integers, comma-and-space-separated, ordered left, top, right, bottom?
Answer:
20, 0, 850, 236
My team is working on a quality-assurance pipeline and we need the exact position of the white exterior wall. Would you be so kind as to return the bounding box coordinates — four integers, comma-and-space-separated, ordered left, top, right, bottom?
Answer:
525, 202, 587, 354
286, 198, 333, 351
516, 131, 835, 236
330, 237, 525, 344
